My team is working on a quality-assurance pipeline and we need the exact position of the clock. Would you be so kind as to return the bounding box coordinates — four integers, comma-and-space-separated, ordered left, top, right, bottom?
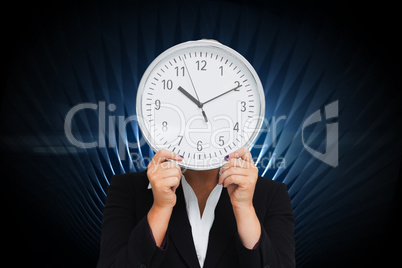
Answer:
136, 40, 265, 170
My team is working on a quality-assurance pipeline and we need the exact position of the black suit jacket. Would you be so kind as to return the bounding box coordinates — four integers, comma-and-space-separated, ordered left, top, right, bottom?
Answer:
97, 170, 295, 268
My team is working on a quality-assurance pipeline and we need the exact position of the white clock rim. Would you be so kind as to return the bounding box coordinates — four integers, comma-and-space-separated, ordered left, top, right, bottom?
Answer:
136, 40, 265, 170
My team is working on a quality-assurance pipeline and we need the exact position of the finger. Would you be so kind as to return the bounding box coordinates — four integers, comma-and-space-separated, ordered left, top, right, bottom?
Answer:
154, 149, 183, 164
221, 158, 254, 172
148, 149, 183, 169
148, 160, 181, 180
160, 160, 181, 170
163, 176, 181, 190
221, 174, 246, 188
159, 162, 182, 179
225, 147, 253, 162
218, 166, 250, 185
152, 173, 181, 190
159, 167, 182, 179
171, 177, 181, 192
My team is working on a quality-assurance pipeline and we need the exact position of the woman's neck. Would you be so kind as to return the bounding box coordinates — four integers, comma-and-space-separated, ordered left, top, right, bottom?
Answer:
182, 168, 219, 190
182, 168, 220, 217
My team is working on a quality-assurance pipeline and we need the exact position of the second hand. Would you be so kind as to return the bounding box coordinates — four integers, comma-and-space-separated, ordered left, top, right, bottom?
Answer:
182, 58, 208, 122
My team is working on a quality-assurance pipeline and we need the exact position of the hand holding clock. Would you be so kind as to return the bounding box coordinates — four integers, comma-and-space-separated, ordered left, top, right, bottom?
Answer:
218, 147, 261, 249
218, 147, 258, 208
147, 147, 261, 249
147, 150, 183, 247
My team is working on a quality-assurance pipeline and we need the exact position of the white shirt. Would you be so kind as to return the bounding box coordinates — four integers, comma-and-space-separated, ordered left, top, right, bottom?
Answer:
147, 174, 223, 267
181, 175, 222, 267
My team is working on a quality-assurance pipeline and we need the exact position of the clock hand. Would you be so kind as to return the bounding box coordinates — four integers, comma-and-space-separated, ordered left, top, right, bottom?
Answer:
182, 59, 201, 103
201, 83, 242, 106
178, 86, 202, 108
200, 107, 208, 122
182, 59, 208, 122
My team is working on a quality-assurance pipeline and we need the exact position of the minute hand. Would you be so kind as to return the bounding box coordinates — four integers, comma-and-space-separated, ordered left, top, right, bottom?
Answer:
201, 84, 242, 106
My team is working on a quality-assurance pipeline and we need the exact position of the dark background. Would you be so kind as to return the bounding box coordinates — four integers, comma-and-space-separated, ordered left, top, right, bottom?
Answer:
1, 0, 400, 267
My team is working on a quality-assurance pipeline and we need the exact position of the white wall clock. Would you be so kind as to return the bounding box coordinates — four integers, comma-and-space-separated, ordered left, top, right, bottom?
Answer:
136, 40, 265, 170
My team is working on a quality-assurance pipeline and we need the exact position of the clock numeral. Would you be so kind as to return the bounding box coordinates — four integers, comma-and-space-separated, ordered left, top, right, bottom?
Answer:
240, 101, 246, 112
218, 136, 225, 146
162, 121, 168, 131
233, 122, 239, 132
178, 135, 183, 145
197, 140, 203, 151
162, 79, 173, 90
175, 66, 185, 76
196, 60, 207, 71
219, 66, 223, 76
155, 99, 161, 110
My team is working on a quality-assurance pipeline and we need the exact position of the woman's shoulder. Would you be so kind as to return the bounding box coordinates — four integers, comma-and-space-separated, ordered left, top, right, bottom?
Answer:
254, 176, 291, 206
108, 170, 149, 192
256, 176, 287, 191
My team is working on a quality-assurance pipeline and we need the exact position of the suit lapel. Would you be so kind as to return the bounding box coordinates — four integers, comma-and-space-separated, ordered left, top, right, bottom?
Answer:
169, 184, 201, 268
203, 188, 237, 267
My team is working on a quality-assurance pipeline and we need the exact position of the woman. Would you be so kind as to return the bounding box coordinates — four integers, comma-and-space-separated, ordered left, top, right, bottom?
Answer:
97, 147, 295, 267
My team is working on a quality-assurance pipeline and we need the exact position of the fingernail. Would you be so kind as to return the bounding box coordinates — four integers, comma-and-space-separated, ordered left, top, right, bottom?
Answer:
179, 155, 184, 158
224, 155, 229, 161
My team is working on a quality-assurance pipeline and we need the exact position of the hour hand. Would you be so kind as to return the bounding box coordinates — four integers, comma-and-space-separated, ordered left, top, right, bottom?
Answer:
178, 86, 202, 108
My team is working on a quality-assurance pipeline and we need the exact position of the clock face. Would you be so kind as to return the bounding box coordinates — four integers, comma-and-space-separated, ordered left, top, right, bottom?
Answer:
137, 40, 265, 170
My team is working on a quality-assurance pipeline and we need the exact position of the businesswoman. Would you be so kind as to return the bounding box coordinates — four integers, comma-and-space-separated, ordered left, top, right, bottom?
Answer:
97, 147, 295, 267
